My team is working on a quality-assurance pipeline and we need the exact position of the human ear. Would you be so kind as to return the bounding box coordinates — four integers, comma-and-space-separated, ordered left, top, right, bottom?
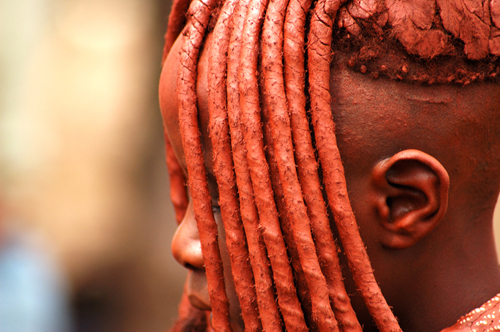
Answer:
371, 149, 450, 249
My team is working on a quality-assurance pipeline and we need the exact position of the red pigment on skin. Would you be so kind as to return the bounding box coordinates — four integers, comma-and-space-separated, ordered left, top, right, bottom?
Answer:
165, 133, 189, 224
162, 0, 500, 331
284, 0, 362, 330
436, 0, 490, 60
261, 0, 339, 329
170, 281, 208, 332
385, 0, 453, 59
238, 0, 309, 329
226, 0, 283, 330
332, 0, 500, 83
308, 0, 401, 331
260, 79, 314, 330
162, 0, 190, 65
207, 0, 262, 329
162, 0, 189, 225
177, 0, 232, 330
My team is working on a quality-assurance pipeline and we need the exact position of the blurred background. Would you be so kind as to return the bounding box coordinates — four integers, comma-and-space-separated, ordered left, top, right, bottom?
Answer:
0, 0, 186, 331
1, 1, 500, 332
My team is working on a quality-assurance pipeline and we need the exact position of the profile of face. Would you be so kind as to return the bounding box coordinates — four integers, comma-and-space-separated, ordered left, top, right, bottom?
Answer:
160, 29, 500, 332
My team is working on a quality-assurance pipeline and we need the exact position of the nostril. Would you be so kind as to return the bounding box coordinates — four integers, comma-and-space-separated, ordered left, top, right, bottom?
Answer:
172, 236, 205, 270
184, 262, 203, 271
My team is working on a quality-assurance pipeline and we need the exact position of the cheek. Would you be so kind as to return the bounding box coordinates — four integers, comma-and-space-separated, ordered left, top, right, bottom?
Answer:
342, 174, 381, 246
159, 34, 181, 130
159, 63, 181, 140
159, 67, 175, 126
159, 42, 187, 168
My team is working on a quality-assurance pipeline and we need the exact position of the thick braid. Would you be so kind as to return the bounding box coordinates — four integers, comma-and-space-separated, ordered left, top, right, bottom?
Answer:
207, 0, 262, 329
226, 0, 283, 330
283, 0, 361, 330
260, 85, 315, 329
177, 0, 232, 331
261, 0, 338, 330
238, 0, 309, 329
162, 0, 191, 64
308, 0, 401, 331
162, 0, 190, 225
163, 0, 412, 330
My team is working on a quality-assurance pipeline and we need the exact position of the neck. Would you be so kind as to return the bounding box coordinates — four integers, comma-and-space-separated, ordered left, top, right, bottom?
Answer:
391, 213, 500, 332
342, 207, 500, 332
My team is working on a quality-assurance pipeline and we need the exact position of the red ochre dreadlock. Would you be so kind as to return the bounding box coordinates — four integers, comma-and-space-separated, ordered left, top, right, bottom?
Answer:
162, 0, 500, 331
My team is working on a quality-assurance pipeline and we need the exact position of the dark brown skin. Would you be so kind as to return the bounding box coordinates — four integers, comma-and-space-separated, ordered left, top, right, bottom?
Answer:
330, 61, 500, 332
161, 26, 500, 332
308, 2, 401, 331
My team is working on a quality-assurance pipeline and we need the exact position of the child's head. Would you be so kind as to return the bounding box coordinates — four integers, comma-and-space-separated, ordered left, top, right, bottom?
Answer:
159, 0, 500, 331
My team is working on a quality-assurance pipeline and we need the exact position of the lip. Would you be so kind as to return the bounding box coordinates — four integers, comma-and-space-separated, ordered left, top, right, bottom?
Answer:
186, 270, 212, 311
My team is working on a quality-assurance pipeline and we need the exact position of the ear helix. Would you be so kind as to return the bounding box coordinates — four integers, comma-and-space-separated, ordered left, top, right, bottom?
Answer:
372, 149, 450, 249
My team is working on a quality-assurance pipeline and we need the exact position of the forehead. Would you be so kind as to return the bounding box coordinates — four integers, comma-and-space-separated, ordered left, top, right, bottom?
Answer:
159, 33, 214, 176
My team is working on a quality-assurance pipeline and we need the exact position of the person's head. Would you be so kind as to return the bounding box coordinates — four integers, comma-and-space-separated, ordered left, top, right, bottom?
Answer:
159, 0, 500, 331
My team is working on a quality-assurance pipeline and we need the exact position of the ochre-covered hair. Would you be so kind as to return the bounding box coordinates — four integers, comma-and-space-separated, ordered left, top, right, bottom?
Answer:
161, 0, 500, 331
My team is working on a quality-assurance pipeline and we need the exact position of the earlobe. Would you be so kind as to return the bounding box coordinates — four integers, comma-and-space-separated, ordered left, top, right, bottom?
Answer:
371, 149, 450, 249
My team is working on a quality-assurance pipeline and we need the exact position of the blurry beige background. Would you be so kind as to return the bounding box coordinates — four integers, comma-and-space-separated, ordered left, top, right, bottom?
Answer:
0, 0, 185, 331
1, 0, 500, 332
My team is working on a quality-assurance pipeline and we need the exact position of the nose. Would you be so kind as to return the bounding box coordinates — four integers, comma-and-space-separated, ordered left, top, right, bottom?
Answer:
171, 200, 205, 270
